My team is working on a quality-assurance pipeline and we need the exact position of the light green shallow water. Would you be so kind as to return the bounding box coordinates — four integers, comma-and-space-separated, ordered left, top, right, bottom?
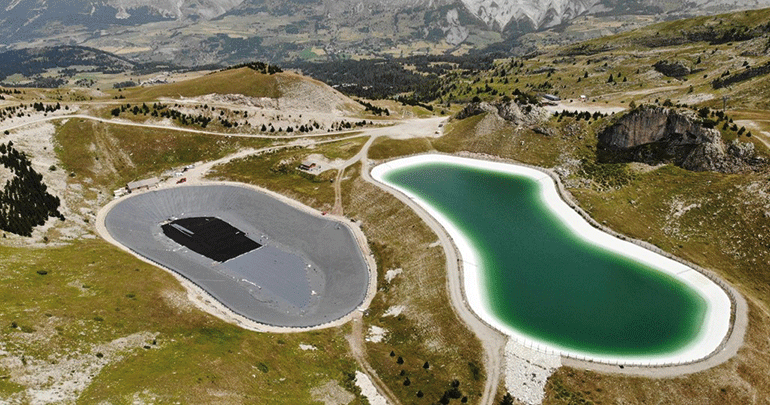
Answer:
384, 162, 707, 356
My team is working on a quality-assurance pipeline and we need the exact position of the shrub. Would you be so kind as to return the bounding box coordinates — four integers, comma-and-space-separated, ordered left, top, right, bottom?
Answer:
500, 393, 515, 405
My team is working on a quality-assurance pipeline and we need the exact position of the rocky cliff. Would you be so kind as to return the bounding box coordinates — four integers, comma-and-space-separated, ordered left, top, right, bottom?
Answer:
460, 0, 597, 33
653, 60, 692, 79
456, 100, 550, 127
598, 106, 760, 173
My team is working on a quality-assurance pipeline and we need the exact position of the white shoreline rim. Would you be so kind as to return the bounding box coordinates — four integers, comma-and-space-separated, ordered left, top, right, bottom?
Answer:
371, 154, 732, 366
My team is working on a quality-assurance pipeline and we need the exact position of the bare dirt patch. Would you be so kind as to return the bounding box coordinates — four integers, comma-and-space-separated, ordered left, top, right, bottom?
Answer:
2, 331, 157, 405
309, 380, 354, 405
355, 371, 388, 405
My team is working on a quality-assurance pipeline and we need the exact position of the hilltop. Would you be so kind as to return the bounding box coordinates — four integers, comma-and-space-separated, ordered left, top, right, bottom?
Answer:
109, 66, 385, 139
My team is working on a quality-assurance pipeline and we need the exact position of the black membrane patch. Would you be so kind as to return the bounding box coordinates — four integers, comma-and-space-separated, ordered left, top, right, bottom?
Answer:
161, 217, 261, 262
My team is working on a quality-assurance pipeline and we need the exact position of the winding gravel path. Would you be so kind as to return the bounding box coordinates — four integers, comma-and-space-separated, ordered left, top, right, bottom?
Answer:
353, 124, 507, 405
0, 113, 368, 139
360, 174, 507, 405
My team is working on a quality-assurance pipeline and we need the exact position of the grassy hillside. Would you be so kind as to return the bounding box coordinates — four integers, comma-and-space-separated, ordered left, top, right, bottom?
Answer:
0, 239, 362, 404
55, 118, 271, 189
123, 68, 286, 100
558, 8, 770, 54
422, 7, 770, 117
208, 137, 368, 212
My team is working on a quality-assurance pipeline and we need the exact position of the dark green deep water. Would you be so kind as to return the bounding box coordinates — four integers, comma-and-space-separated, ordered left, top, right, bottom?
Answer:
385, 162, 707, 356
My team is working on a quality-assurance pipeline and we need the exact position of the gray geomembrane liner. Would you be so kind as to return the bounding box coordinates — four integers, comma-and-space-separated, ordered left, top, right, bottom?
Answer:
104, 184, 369, 327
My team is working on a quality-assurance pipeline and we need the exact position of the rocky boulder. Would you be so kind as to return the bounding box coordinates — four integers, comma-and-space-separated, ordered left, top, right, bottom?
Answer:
598, 106, 757, 173
599, 106, 713, 149
728, 139, 755, 159
653, 60, 691, 79
495, 100, 550, 127
454, 100, 549, 127
455, 102, 497, 120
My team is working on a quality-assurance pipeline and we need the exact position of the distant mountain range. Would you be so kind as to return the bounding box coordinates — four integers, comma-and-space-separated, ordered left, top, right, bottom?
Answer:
1, 0, 769, 66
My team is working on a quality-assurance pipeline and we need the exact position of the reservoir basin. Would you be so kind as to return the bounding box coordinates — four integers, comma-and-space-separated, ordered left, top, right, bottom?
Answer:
372, 154, 731, 365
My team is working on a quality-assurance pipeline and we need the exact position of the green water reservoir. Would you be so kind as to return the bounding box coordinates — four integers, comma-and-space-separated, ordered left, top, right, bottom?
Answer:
384, 161, 707, 356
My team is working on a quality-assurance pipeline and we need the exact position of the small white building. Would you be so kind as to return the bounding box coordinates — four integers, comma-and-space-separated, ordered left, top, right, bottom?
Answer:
127, 177, 160, 193
542, 94, 560, 102
298, 161, 317, 171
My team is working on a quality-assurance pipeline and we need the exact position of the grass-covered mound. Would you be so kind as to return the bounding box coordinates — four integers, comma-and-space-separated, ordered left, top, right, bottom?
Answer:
124, 67, 287, 100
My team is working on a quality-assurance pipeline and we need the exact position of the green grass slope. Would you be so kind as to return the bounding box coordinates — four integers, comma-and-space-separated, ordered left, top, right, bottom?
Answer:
426, 8, 770, 114
0, 239, 361, 404
124, 68, 286, 100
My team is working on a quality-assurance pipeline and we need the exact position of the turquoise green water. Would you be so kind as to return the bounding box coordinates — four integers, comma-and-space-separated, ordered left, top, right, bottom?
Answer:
384, 162, 707, 356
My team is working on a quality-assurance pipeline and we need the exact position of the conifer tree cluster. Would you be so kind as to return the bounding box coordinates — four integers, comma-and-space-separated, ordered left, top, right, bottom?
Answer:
31, 102, 61, 113
554, 110, 608, 121
0, 142, 64, 236
222, 61, 282, 74
357, 100, 390, 116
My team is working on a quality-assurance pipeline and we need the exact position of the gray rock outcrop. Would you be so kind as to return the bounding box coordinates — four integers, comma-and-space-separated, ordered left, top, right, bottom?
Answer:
495, 100, 551, 127
455, 100, 549, 128
653, 60, 691, 78
456, 102, 498, 120
599, 106, 710, 149
599, 106, 759, 173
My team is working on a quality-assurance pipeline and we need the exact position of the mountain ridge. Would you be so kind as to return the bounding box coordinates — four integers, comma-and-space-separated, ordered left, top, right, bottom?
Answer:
1, 0, 770, 66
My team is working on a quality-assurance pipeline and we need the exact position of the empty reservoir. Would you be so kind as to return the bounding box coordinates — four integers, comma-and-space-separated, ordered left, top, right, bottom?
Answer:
372, 155, 731, 365
103, 184, 369, 328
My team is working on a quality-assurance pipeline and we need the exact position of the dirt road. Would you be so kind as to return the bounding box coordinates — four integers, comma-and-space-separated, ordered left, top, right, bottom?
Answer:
354, 130, 507, 405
